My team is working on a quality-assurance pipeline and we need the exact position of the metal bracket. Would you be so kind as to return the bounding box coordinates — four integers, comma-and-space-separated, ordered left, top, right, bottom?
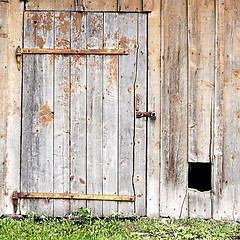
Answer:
12, 191, 19, 214
136, 94, 156, 120
16, 46, 128, 71
12, 192, 135, 213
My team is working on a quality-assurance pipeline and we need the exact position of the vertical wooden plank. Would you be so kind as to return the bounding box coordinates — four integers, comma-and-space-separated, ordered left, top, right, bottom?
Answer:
143, 0, 153, 11
78, 0, 117, 11
54, 12, 71, 216
4, 0, 23, 215
86, 13, 103, 217
26, 0, 75, 10
147, 0, 161, 217
213, 0, 240, 221
212, 0, 224, 221
160, 0, 188, 218
118, 13, 137, 216
70, 12, 87, 213
188, 189, 212, 219
21, 11, 54, 216
102, 13, 118, 216
118, 0, 142, 12
0, 2, 8, 215
134, 13, 147, 216
188, 0, 215, 163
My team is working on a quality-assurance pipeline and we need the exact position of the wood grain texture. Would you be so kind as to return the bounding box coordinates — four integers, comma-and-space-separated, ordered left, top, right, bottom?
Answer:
134, 13, 147, 216
54, 12, 71, 216
22, 11, 54, 216
4, 0, 23, 215
0, 2, 8, 215
212, 0, 224, 221
102, 13, 119, 216
70, 12, 87, 212
213, 0, 240, 220
160, 0, 188, 218
26, 0, 75, 10
118, 13, 137, 216
188, 0, 215, 163
118, 0, 142, 12
143, 0, 153, 11
188, 189, 212, 219
147, 0, 161, 217
77, 0, 117, 11
86, 13, 104, 217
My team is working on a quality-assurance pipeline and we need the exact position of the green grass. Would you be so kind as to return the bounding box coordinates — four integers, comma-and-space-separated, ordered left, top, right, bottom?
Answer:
0, 214, 239, 239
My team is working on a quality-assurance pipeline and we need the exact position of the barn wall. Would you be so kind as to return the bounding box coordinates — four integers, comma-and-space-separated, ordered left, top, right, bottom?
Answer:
1, 0, 240, 220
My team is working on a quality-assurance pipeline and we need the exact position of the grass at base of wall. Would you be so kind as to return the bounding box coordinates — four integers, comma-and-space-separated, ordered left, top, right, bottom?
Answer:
0, 213, 239, 239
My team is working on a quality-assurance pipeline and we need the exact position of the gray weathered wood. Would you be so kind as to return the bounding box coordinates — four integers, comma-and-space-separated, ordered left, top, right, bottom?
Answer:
102, 13, 119, 216
188, 189, 212, 219
54, 12, 71, 216
212, 0, 224, 220
147, 0, 161, 217
22, 11, 54, 216
188, 0, 215, 163
0, 2, 8, 215
134, 13, 147, 216
160, 0, 188, 218
86, 13, 104, 217
213, 0, 240, 220
118, 13, 137, 216
70, 12, 87, 212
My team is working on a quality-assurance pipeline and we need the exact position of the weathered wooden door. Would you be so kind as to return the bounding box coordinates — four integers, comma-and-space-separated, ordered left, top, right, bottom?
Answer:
20, 11, 148, 217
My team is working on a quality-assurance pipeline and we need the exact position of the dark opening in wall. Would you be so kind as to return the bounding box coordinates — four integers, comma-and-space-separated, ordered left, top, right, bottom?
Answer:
188, 162, 211, 191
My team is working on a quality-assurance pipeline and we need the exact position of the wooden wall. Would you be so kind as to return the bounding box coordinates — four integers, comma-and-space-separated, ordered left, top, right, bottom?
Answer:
0, 0, 240, 220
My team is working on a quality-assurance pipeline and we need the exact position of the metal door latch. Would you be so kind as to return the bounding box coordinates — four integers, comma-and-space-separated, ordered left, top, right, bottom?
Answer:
136, 111, 156, 120
136, 94, 156, 120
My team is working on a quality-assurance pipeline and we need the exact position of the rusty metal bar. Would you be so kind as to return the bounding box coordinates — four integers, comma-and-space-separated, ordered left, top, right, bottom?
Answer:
136, 94, 140, 111
16, 46, 128, 71
20, 48, 128, 55
15, 192, 135, 202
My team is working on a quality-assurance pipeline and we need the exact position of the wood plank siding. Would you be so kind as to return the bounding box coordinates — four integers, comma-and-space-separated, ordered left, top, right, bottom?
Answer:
1, 0, 240, 220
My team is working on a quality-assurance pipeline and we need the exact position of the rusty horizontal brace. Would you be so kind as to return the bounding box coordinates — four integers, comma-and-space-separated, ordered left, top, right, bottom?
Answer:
14, 192, 135, 202
16, 47, 128, 70
19, 48, 128, 55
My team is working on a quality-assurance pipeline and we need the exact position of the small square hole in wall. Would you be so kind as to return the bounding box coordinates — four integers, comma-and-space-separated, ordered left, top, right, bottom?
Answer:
188, 162, 211, 191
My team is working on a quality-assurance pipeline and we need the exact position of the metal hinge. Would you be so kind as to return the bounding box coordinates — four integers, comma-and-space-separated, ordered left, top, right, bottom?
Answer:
12, 191, 135, 213
136, 94, 156, 120
16, 46, 128, 71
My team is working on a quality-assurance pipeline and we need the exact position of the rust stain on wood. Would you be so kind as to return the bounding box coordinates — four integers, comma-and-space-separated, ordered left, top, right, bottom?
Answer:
30, 12, 53, 48
0, 33, 7, 38
39, 101, 53, 127
79, 178, 85, 184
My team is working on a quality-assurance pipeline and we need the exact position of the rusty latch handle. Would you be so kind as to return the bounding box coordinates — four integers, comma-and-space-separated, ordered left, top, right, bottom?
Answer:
136, 94, 156, 120
136, 111, 156, 120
